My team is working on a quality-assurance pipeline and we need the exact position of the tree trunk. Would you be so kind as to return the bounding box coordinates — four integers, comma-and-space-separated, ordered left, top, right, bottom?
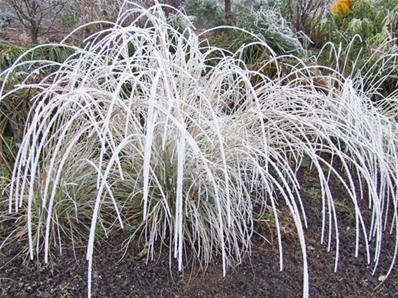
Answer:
30, 26, 39, 44
225, 0, 232, 24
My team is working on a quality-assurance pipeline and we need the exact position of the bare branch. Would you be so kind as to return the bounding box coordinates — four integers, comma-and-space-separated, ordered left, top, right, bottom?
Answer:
4, 0, 67, 44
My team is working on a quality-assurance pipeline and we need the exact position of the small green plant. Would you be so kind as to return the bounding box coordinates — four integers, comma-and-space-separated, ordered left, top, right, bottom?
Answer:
334, 201, 355, 221
262, 210, 277, 224
306, 187, 321, 200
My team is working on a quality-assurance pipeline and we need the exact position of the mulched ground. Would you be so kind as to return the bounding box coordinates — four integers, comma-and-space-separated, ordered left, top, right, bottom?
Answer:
1, 167, 398, 297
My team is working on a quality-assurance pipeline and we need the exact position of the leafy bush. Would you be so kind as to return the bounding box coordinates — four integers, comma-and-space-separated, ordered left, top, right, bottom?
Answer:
0, 41, 27, 71
0, 41, 74, 200
210, 5, 304, 65
315, 0, 398, 97
1, 2, 398, 298
183, 0, 224, 27
321, 0, 397, 46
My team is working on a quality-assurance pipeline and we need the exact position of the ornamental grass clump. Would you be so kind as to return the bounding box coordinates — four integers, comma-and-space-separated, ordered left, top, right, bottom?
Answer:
0, 2, 398, 297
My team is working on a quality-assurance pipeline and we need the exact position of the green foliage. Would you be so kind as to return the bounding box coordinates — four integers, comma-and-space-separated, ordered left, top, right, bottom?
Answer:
0, 41, 27, 72
319, 0, 397, 46
314, 0, 398, 98
0, 15, 11, 29
334, 201, 355, 222
234, 0, 283, 11
167, 13, 194, 31
59, 6, 80, 28
280, 0, 329, 38
0, 40, 74, 75
306, 186, 321, 200
0, 41, 75, 197
262, 209, 277, 224
183, 0, 224, 27
210, 6, 303, 65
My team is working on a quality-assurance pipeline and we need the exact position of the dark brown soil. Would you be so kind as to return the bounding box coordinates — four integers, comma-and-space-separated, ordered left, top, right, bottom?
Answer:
1, 167, 398, 297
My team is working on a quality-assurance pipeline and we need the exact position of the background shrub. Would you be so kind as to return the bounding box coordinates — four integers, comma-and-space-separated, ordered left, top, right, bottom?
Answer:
183, 0, 224, 27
